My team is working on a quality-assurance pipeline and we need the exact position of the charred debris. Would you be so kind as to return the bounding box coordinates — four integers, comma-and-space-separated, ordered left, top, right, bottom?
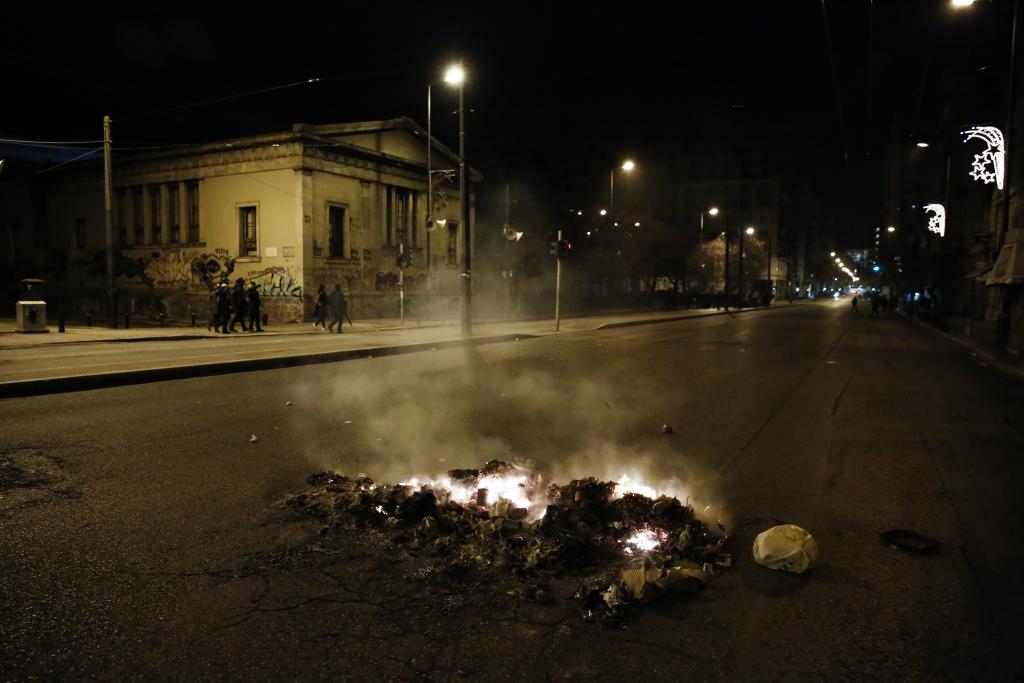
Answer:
277, 460, 730, 626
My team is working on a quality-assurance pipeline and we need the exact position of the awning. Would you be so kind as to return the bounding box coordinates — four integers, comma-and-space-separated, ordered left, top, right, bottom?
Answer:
986, 242, 1024, 285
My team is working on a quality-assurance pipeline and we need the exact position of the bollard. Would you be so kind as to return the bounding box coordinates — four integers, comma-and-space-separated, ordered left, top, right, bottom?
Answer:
124, 313, 130, 330
58, 302, 66, 333
262, 312, 268, 328
159, 313, 165, 328
86, 311, 92, 328
190, 312, 196, 328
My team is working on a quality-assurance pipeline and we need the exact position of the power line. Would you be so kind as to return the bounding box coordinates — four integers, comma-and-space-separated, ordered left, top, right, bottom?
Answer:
0, 137, 103, 146
141, 77, 322, 117
0, 147, 102, 188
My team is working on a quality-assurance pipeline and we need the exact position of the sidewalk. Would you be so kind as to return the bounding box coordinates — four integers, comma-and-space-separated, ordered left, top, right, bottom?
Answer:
0, 303, 800, 398
902, 310, 1024, 382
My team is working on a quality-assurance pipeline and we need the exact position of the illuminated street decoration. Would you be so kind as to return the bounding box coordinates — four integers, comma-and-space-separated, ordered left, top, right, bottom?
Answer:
924, 203, 946, 237
962, 126, 1005, 190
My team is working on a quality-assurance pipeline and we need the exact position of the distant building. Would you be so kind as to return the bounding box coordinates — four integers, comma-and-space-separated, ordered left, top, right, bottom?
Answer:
0, 117, 479, 321
671, 153, 801, 297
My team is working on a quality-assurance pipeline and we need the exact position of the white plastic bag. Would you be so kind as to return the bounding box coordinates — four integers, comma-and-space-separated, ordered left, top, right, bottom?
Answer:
752, 524, 818, 573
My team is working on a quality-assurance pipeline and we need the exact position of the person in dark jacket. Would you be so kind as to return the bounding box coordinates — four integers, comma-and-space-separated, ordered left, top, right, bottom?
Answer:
246, 281, 263, 332
327, 284, 346, 333
207, 286, 219, 331
313, 284, 329, 330
229, 278, 248, 332
215, 283, 231, 334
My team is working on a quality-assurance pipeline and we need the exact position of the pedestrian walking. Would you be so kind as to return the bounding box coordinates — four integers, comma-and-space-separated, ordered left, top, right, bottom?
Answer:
246, 281, 263, 332
229, 278, 248, 332
215, 282, 231, 334
207, 287, 218, 331
870, 293, 880, 318
327, 284, 347, 333
851, 294, 859, 314
313, 284, 329, 331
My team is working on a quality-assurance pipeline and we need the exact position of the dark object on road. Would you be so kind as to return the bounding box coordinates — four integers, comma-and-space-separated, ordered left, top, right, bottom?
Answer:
662, 424, 674, 434
880, 529, 941, 554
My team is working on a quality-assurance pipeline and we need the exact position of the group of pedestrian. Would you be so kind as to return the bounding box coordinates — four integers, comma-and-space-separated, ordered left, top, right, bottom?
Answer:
313, 284, 350, 333
209, 278, 263, 333
851, 292, 892, 318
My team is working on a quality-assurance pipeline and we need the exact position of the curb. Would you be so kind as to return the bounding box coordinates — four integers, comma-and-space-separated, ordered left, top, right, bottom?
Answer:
0, 333, 536, 399
594, 302, 801, 330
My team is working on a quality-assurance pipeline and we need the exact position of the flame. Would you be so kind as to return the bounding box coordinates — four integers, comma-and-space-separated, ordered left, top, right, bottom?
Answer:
624, 527, 667, 552
401, 473, 534, 511
614, 474, 659, 499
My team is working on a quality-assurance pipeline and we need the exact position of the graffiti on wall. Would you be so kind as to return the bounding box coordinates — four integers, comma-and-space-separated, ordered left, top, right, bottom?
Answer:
191, 251, 235, 290
250, 267, 302, 298
141, 250, 236, 291
374, 272, 427, 291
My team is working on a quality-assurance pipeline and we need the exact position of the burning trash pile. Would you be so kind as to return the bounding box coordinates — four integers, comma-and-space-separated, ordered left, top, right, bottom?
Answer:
277, 460, 730, 625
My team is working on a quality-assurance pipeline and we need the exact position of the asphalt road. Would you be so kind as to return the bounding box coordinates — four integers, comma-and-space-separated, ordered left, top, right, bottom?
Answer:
2, 300, 1022, 681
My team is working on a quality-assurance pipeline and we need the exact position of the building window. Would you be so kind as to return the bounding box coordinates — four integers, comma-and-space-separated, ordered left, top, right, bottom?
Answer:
447, 222, 458, 265
239, 205, 258, 257
133, 187, 144, 245
328, 205, 347, 259
168, 184, 180, 243
117, 189, 128, 246
150, 186, 162, 244
75, 219, 86, 250
187, 182, 200, 243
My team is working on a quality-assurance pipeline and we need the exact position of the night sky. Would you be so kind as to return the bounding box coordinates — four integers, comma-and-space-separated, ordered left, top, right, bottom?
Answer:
3, 1, 1014, 243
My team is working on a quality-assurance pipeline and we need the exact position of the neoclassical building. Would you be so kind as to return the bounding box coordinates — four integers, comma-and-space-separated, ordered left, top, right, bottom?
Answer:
0, 117, 478, 321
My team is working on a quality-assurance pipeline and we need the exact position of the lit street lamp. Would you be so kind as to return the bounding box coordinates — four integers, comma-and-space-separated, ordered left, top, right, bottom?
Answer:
439, 62, 471, 336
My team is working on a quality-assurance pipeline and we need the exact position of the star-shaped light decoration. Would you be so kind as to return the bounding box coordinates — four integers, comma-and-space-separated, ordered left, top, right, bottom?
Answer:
924, 203, 946, 238
962, 126, 1005, 190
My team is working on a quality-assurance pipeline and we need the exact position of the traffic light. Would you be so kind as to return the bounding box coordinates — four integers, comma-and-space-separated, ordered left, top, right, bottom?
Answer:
395, 252, 412, 269
550, 239, 573, 258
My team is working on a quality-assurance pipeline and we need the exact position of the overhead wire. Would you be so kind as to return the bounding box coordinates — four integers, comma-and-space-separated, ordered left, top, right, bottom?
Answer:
0, 147, 102, 188
0, 137, 103, 146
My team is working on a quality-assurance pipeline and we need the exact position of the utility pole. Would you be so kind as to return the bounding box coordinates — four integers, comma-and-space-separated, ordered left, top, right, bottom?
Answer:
399, 242, 405, 326
741, 228, 749, 309
458, 63, 472, 336
555, 229, 563, 331
1000, 0, 1019, 251
426, 84, 433, 292
504, 183, 512, 311
724, 227, 731, 312
103, 115, 117, 328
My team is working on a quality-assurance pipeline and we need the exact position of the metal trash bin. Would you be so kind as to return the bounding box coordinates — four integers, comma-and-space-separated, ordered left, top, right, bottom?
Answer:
16, 278, 49, 334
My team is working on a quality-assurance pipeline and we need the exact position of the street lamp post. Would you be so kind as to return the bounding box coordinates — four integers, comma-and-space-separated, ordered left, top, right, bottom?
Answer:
724, 224, 731, 311
699, 207, 719, 295
440, 63, 471, 336
608, 159, 635, 228
103, 115, 117, 328
952, 0, 1019, 250
426, 83, 433, 291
